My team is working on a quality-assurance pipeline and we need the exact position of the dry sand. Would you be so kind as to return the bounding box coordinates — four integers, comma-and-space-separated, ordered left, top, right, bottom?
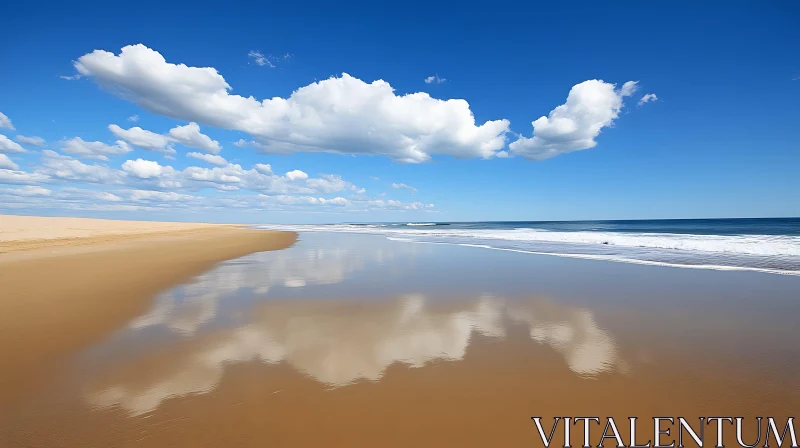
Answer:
0, 214, 235, 254
0, 214, 297, 407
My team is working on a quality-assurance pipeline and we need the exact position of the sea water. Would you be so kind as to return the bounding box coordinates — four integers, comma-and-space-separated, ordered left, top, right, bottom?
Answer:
259, 218, 800, 275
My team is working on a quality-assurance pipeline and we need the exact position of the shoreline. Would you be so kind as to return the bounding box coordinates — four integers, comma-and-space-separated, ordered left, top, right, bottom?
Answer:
2, 230, 800, 446
389, 238, 800, 276
0, 215, 297, 407
256, 224, 800, 277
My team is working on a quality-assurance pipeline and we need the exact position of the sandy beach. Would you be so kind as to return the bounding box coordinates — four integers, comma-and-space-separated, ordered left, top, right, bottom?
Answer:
0, 214, 297, 408
4, 3, 797, 446
2, 231, 799, 447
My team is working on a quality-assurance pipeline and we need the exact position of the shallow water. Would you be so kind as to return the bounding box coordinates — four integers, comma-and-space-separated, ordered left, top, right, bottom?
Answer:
2, 233, 800, 447
262, 218, 800, 274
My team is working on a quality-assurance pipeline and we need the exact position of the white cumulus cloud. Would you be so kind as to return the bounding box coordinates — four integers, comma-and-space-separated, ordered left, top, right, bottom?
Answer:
187, 152, 228, 167
60, 137, 131, 160
0, 154, 19, 170
0, 112, 14, 130
16, 135, 47, 147
253, 163, 272, 174
122, 159, 171, 179
320, 196, 349, 206
0, 135, 26, 153
109, 124, 175, 154
40, 150, 125, 184
509, 80, 638, 160
168, 122, 221, 154
74, 44, 510, 163
285, 169, 308, 181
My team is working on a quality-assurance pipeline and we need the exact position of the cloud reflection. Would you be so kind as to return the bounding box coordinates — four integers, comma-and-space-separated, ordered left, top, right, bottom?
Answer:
129, 238, 419, 335
87, 294, 619, 416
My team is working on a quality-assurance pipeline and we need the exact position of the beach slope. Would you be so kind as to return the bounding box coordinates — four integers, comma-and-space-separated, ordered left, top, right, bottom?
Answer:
0, 215, 297, 406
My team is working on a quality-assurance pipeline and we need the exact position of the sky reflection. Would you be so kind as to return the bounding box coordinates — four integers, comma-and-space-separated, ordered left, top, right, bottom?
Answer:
82, 234, 620, 416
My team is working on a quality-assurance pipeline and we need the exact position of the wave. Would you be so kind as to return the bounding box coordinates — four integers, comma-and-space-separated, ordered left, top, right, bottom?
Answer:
257, 224, 800, 275
384, 238, 800, 277
406, 223, 439, 226
261, 225, 800, 257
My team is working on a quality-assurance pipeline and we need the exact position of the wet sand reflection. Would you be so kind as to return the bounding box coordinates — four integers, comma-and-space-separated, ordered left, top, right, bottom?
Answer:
87, 294, 621, 416
2, 234, 800, 447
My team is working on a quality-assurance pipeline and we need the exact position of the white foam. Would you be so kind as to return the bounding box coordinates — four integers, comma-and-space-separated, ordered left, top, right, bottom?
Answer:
420, 241, 800, 277
260, 224, 800, 257
259, 225, 800, 276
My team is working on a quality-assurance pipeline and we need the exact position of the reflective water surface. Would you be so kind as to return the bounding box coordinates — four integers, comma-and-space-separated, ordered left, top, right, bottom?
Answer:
3, 233, 800, 447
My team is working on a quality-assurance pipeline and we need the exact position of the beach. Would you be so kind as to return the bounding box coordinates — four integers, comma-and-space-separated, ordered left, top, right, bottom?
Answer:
4, 2, 797, 446
0, 214, 297, 409
2, 225, 800, 447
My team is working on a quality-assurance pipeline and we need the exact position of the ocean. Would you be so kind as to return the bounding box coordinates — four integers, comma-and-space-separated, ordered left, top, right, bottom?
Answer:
259, 218, 800, 276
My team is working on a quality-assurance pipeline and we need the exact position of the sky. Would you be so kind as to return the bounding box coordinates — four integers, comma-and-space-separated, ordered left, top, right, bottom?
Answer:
1, 1, 799, 224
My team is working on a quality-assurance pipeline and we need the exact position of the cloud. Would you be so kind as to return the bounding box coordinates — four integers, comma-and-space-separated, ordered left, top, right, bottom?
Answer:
0, 154, 19, 170
637, 93, 658, 106
84, 290, 618, 415
39, 150, 124, 184
391, 182, 417, 192
60, 137, 131, 160
59, 74, 83, 81
248, 50, 274, 68
305, 174, 356, 194
424, 75, 446, 84
509, 80, 638, 160
362, 199, 434, 211
122, 158, 173, 179
247, 51, 291, 68
369, 176, 380, 181
115, 157, 356, 196
58, 187, 123, 202
0, 135, 26, 153
253, 163, 272, 174
109, 124, 175, 154
187, 152, 228, 167
320, 196, 349, 206
168, 122, 221, 154
74, 44, 510, 163
0, 169, 49, 185
285, 169, 308, 181
0, 112, 14, 130
2, 140, 436, 215
1, 151, 434, 212
1, 186, 51, 196
15, 135, 47, 147
128, 115, 139, 122
109, 122, 220, 155
183, 165, 242, 185
261, 195, 349, 206
130, 190, 198, 202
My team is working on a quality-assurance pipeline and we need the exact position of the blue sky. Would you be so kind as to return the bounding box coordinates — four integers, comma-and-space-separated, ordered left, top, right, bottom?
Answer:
1, 1, 798, 223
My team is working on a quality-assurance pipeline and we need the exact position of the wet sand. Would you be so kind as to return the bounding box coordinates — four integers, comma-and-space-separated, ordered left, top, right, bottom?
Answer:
2, 232, 799, 447
0, 215, 297, 409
